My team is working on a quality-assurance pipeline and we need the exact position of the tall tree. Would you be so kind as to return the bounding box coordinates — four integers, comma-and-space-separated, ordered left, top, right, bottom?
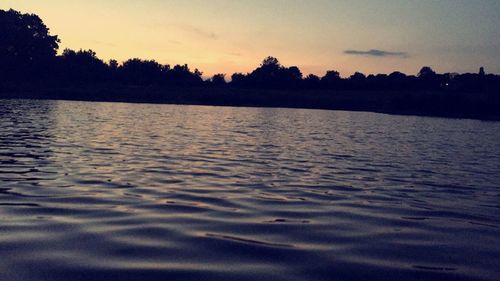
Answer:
0, 9, 60, 81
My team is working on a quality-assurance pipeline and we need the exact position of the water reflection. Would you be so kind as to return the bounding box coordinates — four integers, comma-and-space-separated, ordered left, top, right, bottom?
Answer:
0, 99, 499, 281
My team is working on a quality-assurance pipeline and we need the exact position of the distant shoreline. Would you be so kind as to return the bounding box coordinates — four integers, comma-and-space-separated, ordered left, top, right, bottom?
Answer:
2, 87, 499, 121
2, 8, 499, 124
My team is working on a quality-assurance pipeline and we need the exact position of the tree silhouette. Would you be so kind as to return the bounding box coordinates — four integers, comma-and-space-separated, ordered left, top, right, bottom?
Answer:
1, 8, 500, 120
119, 58, 166, 85
418, 66, 440, 90
322, 70, 341, 81
243, 57, 305, 88
57, 49, 108, 84
347, 72, 366, 89
246, 57, 282, 88
210, 73, 226, 86
261, 56, 281, 68
285, 66, 303, 80
304, 74, 320, 82
166, 64, 203, 86
0, 9, 60, 81
418, 66, 436, 78
109, 59, 119, 70
321, 70, 342, 88
230, 73, 248, 87
350, 72, 366, 80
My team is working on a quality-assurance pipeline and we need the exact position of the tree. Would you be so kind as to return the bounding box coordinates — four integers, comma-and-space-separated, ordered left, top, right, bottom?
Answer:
418, 66, 436, 78
349, 72, 366, 80
0, 9, 60, 81
389, 71, 406, 79
418, 66, 440, 90
321, 70, 341, 88
246, 56, 283, 87
57, 49, 108, 84
347, 72, 366, 89
211, 73, 226, 86
303, 74, 320, 88
230, 73, 248, 87
260, 56, 281, 68
166, 64, 203, 86
108, 59, 119, 70
322, 70, 341, 81
285, 66, 303, 80
479, 67, 485, 76
245, 56, 306, 88
119, 58, 166, 85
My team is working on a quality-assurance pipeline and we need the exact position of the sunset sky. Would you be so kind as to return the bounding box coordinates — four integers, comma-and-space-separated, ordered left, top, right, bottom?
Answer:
1, 0, 499, 77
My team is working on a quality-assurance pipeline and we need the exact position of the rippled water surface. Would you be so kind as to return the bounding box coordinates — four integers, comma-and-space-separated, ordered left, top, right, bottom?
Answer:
1, 99, 499, 281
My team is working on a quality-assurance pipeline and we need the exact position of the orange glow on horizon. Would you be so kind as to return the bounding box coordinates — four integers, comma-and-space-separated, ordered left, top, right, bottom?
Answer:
1, 0, 499, 77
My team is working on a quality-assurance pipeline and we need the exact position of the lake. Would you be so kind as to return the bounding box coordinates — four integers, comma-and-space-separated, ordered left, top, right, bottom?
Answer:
1, 99, 499, 281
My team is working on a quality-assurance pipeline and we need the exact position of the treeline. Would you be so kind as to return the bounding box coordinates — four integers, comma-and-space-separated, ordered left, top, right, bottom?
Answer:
231, 60, 499, 93
53, 50, 204, 87
1, 8, 499, 94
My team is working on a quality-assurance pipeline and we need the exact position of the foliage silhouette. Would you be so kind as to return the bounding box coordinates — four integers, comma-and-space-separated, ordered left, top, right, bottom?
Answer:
210, 74, 227, 86
119, 58, 166, 86
1, 9, 500, 120
0, 9, 59, 81
56, 49, 108, 84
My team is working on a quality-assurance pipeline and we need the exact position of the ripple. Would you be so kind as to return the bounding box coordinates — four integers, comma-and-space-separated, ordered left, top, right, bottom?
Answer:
413, 265, 457, 271
205, 233, 295, 248
0, 99, 499, 281
0, 202, 40, 207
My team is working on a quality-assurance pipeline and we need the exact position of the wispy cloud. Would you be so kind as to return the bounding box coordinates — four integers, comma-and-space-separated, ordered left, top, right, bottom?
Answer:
344, 49, 408, 58
178, 24, 218, 40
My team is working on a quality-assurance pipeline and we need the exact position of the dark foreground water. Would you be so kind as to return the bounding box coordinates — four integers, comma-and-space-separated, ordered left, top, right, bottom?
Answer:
1, 99, 499, 281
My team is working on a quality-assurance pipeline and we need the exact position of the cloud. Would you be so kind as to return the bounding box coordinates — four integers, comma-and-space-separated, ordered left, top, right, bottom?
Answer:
178, 24, 218, 40
344, 49, 408, 58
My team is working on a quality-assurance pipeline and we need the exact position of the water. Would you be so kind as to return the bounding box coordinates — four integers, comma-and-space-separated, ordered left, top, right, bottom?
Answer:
1, 99, 499, 281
